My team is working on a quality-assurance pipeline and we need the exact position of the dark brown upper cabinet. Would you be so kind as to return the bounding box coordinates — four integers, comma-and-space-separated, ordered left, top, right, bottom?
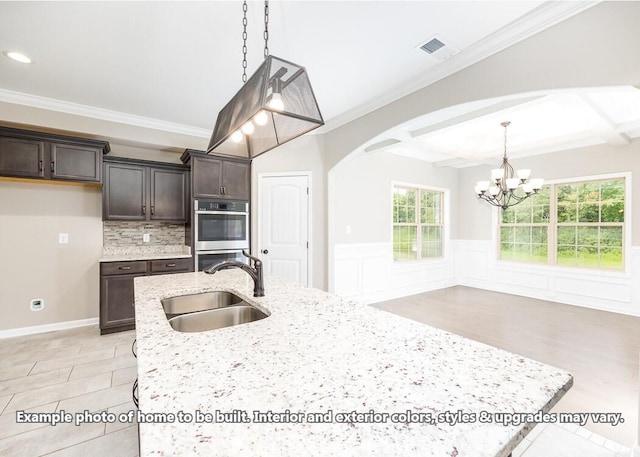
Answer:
0, 126, 109, 183
103, 157, 188, 222
181, 149, 250, 201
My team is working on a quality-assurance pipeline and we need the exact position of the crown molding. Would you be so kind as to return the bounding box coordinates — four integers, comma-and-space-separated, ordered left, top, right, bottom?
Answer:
319, 1, 600, 133
0, 88, 211, 138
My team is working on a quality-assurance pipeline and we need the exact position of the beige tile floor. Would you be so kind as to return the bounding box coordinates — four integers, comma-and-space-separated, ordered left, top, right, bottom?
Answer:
0, 326, 138, 457
0, 320, 633, 456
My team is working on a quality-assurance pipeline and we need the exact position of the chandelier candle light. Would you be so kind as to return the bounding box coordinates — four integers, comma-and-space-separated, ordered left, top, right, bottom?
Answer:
474, 121, 544, 210
208, 1, 324, 159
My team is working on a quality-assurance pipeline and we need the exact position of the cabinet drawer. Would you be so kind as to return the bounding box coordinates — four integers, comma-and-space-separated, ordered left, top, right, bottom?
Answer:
150, 258, 192, 273
101, 261, 148, 276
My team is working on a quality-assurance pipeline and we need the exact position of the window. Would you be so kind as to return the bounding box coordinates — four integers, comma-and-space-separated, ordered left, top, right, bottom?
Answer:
500, 187, 550, 263
499, 177, 625, 270
393, 186, 444, 261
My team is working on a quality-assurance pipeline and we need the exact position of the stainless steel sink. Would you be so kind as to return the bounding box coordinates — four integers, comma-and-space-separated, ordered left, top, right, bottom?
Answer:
161, 291, 244, 318
167, 305, 268, 333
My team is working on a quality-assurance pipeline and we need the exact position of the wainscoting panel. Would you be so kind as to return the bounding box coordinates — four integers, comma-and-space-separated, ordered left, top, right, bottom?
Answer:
333, 242, 640, 315
454, 240, 640, 316
333, 243, 456, 304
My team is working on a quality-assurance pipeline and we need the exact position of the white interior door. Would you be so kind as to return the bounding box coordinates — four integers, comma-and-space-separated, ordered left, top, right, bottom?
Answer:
259, 174, 309, 286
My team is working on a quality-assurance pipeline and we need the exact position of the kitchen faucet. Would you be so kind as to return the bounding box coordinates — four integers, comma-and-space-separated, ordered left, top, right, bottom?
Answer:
203, 250, 265, 297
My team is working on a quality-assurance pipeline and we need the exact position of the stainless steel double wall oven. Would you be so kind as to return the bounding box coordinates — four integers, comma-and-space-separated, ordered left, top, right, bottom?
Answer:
194, 199, 249, 271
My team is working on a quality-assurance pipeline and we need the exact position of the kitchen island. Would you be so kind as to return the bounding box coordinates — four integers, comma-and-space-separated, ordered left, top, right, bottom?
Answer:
133, 270, 572, 456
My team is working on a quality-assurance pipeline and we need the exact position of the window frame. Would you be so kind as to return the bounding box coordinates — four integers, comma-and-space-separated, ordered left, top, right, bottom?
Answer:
392, 181, 450, 262
495, 172, 631, 273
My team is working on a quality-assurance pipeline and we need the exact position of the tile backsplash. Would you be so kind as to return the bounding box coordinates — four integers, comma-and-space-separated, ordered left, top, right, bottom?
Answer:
103, 221, 185, 246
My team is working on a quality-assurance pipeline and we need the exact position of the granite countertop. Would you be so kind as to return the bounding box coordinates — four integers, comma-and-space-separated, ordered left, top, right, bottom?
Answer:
99, 245, 192, 262
133, 270, 572, 457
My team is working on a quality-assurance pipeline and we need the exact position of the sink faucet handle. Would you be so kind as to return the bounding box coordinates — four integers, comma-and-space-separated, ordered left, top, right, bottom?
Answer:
241, 250, 261, 266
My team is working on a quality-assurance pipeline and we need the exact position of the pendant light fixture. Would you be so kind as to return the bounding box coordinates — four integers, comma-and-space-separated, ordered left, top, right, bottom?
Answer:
474, 121, 544, 210
208, 1, 324, 159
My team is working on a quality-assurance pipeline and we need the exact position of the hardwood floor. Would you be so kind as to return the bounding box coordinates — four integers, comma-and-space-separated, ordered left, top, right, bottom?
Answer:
372, 286, 639, 447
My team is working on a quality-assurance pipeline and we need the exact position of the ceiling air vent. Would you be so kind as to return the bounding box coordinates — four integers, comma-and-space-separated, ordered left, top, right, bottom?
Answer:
417, 34, 458, 62
420, 37, 445, 54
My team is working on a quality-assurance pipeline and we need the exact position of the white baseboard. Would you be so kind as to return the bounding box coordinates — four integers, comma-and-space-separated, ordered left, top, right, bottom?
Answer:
0, 318, 99, 339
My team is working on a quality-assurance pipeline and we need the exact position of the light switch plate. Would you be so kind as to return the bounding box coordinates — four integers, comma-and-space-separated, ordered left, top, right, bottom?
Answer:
143, 233, 150, 243
58, 233, 69, 244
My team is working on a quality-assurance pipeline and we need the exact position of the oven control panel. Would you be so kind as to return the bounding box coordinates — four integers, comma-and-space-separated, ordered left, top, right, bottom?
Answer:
196, 200, 248, 212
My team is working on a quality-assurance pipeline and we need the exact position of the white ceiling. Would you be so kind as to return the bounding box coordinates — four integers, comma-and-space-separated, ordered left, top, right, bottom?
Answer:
1, 1, 619, 164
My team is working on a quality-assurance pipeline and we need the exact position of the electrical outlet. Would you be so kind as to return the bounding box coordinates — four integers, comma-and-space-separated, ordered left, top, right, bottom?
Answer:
58, 233, 69, 244
30, 299, 44, 311
143, 233, 150, 243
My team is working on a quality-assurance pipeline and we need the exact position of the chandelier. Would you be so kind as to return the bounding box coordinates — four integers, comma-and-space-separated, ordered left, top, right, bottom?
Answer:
474, 121, 544, 210
208, 1, 324, 159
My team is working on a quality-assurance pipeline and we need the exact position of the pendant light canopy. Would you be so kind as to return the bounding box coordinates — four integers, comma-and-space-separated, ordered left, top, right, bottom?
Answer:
208, 1, 323, 159
208, 55, 324, 159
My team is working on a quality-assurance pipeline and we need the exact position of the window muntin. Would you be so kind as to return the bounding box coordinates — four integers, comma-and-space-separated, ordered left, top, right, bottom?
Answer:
499, 177, 625, 270
393, 186, 444, 261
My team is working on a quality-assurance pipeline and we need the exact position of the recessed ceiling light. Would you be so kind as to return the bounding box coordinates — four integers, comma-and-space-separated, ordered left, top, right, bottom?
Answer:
4, 51, 32, 64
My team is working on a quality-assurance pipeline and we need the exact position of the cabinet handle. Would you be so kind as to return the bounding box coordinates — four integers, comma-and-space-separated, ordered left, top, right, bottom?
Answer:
118, 266, 132, 270
142, 205, 146, 215
151, 205, 155, 216
220, 186, 224, 195
50, 161, 55, 173
165, 263, 176, 267
38, 160, 43, 172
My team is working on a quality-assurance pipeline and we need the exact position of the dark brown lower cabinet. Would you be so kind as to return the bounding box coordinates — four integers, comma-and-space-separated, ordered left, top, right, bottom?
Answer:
99, 258, 192, 334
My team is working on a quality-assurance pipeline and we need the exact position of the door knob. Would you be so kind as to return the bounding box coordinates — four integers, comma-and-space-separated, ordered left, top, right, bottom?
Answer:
261, 249, 269, 254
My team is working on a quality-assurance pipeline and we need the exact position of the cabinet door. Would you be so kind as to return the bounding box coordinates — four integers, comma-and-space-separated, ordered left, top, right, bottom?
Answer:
192, 156, 222, 199
150, 168, 186, 222
0, 137, 45, 178
221, 161, 250, 200
103, 163, 147, 220
100, 275, 140, 332
51, 143, 101, 182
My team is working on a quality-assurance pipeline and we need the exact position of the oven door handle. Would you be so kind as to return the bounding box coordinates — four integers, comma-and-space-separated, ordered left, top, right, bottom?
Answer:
195, 211, 248, 216
196, 249, 245, 255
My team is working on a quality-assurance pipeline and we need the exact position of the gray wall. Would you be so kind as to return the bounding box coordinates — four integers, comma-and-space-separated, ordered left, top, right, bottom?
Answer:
251, 135, 327, 290
0, 180, 102, 331
331, 151, 459, 245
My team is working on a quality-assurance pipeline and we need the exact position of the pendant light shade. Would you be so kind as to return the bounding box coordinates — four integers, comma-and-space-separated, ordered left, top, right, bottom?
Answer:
207, 55, 324, 159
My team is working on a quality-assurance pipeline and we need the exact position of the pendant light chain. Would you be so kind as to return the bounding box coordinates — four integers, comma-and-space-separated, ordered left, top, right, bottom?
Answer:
263, 1, 269, 58
242, 0, 248, 83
